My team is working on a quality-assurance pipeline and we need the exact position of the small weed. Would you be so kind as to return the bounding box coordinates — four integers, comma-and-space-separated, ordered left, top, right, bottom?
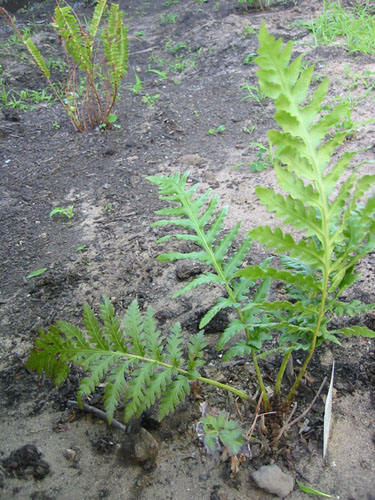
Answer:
243, 52, 257, 65
165, 40, 187, 54
129, 73, 143, 94
163, 0, 180, 6
147, 68, 168, 81
233, 141, 273, 172
134, 31, 146, 40
208, 125, 225, 135
160, 13, 178, 25
142, 93, 160, 107
104, 203, 113, 213
76, 245, 87, 252
49, 206, 74, 220
26, 268, 47, 279
241, 24, 256, 38
52, 121, 61, 130
240, 82, 266, 108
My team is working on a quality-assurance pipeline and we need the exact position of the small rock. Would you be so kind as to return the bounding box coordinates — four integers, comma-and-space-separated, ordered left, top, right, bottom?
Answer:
118, 428, 159, 466
179, 154, 205, 167
251, 464, 294, 498
134, 428, 159, 463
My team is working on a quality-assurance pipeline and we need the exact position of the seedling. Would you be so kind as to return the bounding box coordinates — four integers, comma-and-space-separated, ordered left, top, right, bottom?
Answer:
49, 205, 74, 220
241, 24, 256, 38
129, 73, 143, 94
147, 68, 168, 81
208, 125, 225, 135
240, 82, 266, 108
243, 52, 257, 65
159, 13, 178, 25
76, 245, 87, 252
142, 93, 160, 107
26, 268, 47, 279
234, 141, 272, 172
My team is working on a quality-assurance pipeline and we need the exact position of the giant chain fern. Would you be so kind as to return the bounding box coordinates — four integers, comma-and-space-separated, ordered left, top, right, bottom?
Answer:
148, 24, 375, 410
0, 0, 128, 131
26, 297, 247, 425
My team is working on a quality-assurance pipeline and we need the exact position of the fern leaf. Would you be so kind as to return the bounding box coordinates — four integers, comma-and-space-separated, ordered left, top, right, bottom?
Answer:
222, 236, 252, 280
100, 296, 125, 352
123, 300, 146, 356
165, 323, 184, 368
330, 300, 375, 317
334, 325, 375, 338
250, 226, 324, 269
237, 264, 320, 293
158, 375, 190, 421
173, 273, 223, 298
124, 363, 155, 421
78, 354, 118, 405
83, 302, 109, 350
23, 37, 50, 78
199, 297, 235, 329
103, 362, 128, 423
187, 331, 207, 375
143, 306, 163, 361
274, 164, 319, 207
255, 187, 323, 237
53, 5, 92, 71
89, 0, 106, 40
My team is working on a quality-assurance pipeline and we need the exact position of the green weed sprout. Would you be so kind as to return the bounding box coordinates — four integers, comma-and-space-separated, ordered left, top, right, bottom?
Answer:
49, 205, 74, 220
0, 0, 128, 132
148, 24, 375, 411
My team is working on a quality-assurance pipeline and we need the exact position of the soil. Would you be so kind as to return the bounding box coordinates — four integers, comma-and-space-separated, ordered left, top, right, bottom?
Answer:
1, 1, 375, 499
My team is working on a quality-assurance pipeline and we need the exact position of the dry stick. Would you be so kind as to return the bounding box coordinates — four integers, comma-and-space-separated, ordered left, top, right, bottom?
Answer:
271, 376, 328, 447
67, 400, 126, 432
246, 392, 276, 442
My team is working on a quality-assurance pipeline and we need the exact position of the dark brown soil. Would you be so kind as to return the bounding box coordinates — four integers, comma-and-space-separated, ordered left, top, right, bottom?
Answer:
1, 1, 375, 499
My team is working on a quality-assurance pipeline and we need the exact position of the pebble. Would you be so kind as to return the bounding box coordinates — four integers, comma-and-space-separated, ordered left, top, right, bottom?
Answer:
251, 464, 294, 498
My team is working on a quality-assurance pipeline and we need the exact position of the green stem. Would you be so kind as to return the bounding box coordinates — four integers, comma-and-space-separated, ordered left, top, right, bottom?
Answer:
73, 348, 249, 401
274, 347, 294, 398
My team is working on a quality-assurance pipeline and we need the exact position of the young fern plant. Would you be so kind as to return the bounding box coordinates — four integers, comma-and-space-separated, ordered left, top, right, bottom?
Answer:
26, 297, 247, 451
148, 24, 375, 411
0, 0, 128, 131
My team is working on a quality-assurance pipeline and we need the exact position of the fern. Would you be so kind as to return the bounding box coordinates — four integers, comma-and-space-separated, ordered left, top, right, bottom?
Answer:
0, 0, 128, 131
148, 24, 375, 410
26, 298, 248, 425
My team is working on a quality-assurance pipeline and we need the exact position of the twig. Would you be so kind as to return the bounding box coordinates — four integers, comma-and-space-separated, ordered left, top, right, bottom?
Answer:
245, 392, 276, 442
67, 400, 126, 432
271, 376, 327, 447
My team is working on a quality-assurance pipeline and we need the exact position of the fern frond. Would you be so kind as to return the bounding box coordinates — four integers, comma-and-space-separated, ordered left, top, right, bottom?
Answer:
23, 37, 50, 78
237, 264, 321, 293
158, 375, 190, 420
123, 300, 146, 356
250, 226, 324, 269
103, 362, 128, 423
27, 299, 248, 425
89, 0, 107, 40
53, 5, 92, 71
